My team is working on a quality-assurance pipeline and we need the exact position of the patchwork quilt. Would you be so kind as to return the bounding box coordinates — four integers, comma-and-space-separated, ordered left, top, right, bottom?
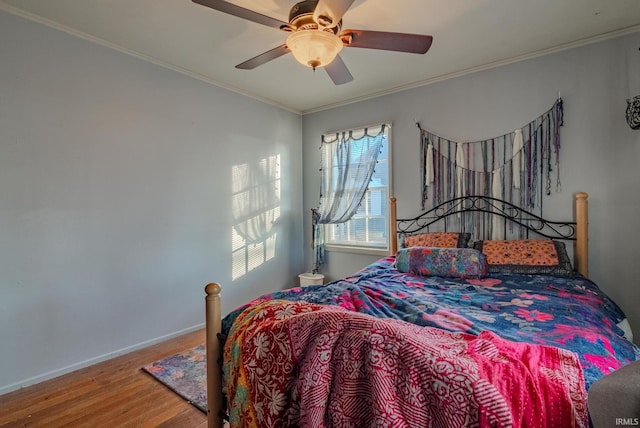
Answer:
222, 256, 640, 427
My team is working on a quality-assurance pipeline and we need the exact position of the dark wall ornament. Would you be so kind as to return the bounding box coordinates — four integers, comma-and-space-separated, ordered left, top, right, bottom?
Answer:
627, 95, 640, 130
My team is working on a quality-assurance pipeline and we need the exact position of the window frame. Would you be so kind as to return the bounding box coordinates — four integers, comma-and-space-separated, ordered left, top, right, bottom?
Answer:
323, 122, 393, 256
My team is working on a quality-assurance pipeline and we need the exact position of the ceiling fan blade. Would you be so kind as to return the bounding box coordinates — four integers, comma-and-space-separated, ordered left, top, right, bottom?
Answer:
324, 54, 353, 85
192, 0, 287, 29
236, 44, 290, 69
341, 29, 433, 54
313, 0, 355, 28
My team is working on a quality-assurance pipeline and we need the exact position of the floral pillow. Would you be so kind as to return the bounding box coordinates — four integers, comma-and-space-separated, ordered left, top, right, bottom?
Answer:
472, 239, 574, 277
395, 247, 488, 279
402, 232, 471, 248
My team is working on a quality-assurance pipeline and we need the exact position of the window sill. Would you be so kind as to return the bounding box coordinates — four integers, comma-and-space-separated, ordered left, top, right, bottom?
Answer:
324, 244, 390, 257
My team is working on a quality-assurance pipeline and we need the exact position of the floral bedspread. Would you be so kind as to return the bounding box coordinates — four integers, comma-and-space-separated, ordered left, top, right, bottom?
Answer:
222, 256, 640, 425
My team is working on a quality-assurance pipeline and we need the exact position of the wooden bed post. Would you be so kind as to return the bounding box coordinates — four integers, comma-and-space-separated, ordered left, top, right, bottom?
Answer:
205, 283, 223, 428
575, 192, 589, 278
390, 197, 398, 255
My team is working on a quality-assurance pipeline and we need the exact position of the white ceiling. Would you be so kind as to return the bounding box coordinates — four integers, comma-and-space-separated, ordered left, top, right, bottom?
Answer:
2, 0, 640, 114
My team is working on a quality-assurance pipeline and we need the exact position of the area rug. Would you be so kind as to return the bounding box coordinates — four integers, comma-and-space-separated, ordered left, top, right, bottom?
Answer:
142, 344, 207, 413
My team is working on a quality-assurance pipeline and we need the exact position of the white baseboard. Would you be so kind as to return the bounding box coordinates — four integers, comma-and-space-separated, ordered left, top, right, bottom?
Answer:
0, 323, 205, 396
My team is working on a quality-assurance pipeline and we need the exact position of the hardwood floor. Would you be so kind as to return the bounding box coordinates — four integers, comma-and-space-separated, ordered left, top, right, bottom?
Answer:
0, 329, 208, 428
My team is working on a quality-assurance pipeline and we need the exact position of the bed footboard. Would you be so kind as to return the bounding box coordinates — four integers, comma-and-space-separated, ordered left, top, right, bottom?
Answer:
205, 283, 224, 428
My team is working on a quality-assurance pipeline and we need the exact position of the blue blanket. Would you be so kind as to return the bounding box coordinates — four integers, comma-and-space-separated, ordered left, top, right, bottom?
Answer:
223, 255, 640, 389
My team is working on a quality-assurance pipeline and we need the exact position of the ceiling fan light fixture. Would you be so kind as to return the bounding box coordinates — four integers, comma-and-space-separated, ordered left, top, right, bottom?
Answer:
286, 30, 343, 70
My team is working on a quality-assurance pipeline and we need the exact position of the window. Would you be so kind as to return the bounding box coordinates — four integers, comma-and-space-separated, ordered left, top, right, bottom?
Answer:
324, 125, 391, 252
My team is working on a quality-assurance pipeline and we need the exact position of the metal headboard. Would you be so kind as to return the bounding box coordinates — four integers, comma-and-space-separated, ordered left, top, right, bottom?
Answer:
389, 193, 589, 277
395, 195, 577, 241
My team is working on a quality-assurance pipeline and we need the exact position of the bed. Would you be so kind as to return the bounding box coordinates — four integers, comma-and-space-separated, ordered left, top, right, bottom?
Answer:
204, 192, 640, 428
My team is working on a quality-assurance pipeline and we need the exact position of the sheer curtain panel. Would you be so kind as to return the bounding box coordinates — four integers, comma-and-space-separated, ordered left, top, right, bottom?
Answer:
312, 124, 388, 272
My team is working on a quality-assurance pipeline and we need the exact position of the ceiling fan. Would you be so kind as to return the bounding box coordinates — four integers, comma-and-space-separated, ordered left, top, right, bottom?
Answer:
192, 0, 433, 85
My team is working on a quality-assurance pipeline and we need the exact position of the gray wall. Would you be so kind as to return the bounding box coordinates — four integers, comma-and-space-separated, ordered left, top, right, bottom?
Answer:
0, 11, 304, 393
303, 32, 640, 343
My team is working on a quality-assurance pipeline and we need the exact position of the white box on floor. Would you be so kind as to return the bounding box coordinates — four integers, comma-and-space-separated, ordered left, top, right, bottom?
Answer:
298, 273, 324, 286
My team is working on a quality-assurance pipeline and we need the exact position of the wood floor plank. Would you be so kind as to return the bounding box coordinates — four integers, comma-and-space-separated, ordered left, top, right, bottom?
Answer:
153, 408, 207, 428
0, 329, 207, 428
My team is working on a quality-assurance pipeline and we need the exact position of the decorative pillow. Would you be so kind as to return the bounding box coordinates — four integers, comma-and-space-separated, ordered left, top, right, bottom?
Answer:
472, 239, 574, 277
402, 232, 471, 248
395, 247, 488, 279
